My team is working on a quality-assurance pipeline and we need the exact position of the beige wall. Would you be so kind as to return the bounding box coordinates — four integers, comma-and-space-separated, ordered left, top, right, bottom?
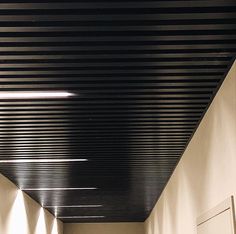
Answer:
144, 60, 236, 234
0, 173, 63, 234
64, 222, 144, 234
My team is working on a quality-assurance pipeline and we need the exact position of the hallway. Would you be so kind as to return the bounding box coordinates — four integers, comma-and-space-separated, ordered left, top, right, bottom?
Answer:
0, 1, 235, 234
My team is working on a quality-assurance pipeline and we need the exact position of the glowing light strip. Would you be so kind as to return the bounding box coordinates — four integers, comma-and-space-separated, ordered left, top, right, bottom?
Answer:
58, 216, 105, 219
22, 187, 97, 191
0, 158, 88, 163
0, 91, 74, 99
45, 205, 103, 208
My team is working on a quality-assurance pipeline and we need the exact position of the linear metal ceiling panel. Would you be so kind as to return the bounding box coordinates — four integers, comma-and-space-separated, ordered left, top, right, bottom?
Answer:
0, 0, 235, 223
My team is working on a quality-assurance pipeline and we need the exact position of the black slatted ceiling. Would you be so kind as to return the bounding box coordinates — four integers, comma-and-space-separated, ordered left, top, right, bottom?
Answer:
0, 0, 235, 223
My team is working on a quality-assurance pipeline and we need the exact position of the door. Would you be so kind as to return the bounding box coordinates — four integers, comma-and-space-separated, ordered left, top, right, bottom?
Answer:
197, 197, 236, 234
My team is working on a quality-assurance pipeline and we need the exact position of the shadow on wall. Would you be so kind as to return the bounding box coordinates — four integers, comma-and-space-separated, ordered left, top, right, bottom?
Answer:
0, 174, 61, 234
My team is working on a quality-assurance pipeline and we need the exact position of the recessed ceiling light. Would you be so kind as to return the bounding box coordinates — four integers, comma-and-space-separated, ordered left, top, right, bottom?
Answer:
0, 91, 74, 99
0, 159, 88, 163
58, 216, 105, 219
22, 187, 97, 191
45, 205, 103, 208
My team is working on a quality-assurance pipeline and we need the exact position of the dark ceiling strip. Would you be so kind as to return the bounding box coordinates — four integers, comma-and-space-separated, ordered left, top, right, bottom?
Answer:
0, 35, 235, 42
0, 101, 210, 105
1, 29, 236, 36
0, 81, 216, 86
0, 63, 229, 69
0, 139, 189, 143
0, 53, 231, 59
0, 49, 232, 56
0, 69, 226, 74
0, 110, 207, 115
0, 62, 230, 67
0, 135, 191, 139
0, 143, 186, 147
0, 124, 196, 129
0, 1, 235, 9
0, 46, 229, 53
0, 24, 236, 32
0, 12, 235, 21
0, 106, 206, 110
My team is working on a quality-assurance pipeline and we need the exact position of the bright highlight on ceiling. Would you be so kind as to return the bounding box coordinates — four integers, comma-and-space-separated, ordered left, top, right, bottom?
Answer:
0, 159, 88, 163
0, 91, 74, 99
45, 205, 103, 208
58, 216, 105, 219
22, 187, 98, 191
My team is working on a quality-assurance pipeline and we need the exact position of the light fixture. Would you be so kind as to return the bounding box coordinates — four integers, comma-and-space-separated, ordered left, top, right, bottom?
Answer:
0, 91, 74, 99
22, 187, 97, 191
45, 205, 103, 208
58, 216, 105, 219
54, 207, 58, 218
0, 159, 88, 163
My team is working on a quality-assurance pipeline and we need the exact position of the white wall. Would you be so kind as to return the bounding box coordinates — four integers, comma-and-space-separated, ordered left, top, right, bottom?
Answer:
0, 173, 63, 234
64, 222, 144, 234
144, 60, 236, 234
